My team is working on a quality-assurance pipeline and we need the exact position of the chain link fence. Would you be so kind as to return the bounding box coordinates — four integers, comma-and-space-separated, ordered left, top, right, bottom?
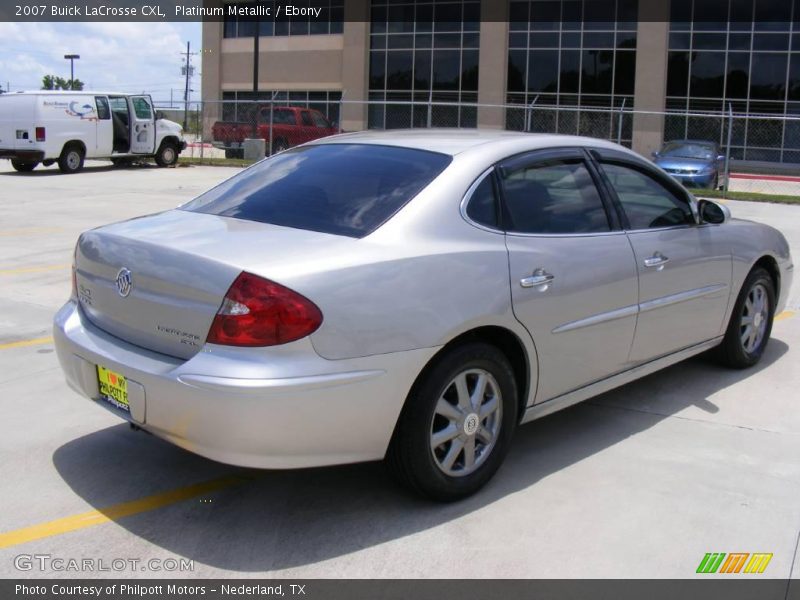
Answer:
161, 98, 800, 202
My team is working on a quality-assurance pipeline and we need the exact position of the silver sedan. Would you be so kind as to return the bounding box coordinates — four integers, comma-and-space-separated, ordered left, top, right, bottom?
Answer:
54, 131, 794, 500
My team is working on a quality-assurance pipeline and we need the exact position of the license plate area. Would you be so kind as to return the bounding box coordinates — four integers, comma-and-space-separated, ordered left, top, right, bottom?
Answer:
96, 365, 129, 412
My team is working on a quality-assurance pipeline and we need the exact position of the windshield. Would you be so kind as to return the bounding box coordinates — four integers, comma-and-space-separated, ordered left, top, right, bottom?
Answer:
181, 144, 452, 238
660, 142, 715, 160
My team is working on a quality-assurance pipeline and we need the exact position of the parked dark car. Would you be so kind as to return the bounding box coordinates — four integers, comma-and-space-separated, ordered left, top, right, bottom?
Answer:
652, 140, 726, 190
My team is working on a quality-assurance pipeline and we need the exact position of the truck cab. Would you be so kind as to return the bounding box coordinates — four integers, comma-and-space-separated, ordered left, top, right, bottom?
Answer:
0, 91, 186, 173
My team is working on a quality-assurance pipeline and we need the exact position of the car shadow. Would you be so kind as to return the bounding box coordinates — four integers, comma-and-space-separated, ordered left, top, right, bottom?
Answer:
52, 339, 789, 572
0, 163, 157, 176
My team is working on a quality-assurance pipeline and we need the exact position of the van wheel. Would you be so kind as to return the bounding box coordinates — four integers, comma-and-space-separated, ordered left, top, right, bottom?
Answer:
386, 343, 518, 501
58, 145, 84, 174
155, 142, 178, 167
10, 160, 38, 172
716, 266, 775, 369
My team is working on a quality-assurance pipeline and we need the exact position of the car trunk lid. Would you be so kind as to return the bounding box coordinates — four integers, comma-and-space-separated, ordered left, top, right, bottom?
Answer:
75, 209, 351, 359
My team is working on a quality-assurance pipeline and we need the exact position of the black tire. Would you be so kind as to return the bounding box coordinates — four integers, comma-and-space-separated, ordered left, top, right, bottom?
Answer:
10, 159, 37, 172
716, 266, 775, 369
386, 343, 518, 501
155, 142, 179, 167
272, 138, 289, 154
710, 174, 719, 190
110, 158, 131, 167
58, 145, 84, 174
225, 149, 243, 159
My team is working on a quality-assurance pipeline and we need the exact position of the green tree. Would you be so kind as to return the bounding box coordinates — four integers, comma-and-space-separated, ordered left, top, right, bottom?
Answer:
41, 74, 84, 91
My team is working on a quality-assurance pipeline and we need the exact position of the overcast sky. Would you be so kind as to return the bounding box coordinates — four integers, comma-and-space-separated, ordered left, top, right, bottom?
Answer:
0, 22, 202, 106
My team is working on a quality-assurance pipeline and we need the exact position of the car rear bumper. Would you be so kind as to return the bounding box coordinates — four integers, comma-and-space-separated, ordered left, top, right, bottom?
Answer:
0, 149, 45, 162
53, 300, 438, 469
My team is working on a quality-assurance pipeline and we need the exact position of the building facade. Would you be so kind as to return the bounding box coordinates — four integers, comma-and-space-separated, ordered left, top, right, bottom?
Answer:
202, 0, 800, 162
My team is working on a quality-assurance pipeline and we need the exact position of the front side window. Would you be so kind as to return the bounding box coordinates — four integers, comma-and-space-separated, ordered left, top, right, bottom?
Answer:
311, 112, 331, 128
301, 111, 314, 126
181, 144, 452, 238
131, 97, 152, 120
500, 159, 610, 234
601, 162, 694, 229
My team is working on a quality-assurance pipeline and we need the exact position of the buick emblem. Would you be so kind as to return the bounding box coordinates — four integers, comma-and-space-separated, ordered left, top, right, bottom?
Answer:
115, 268, 133, 297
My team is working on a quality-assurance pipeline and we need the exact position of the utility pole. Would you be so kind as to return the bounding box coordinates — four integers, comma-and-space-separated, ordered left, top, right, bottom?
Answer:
182, 41, 192, 131
64, 54, 80, 89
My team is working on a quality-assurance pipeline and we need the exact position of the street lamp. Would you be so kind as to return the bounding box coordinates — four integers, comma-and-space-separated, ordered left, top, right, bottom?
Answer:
64, 54, 80, 90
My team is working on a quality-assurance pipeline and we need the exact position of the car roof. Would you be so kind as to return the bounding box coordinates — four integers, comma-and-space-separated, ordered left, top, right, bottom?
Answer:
312, 129, 629, 157
665, 139, 718, 146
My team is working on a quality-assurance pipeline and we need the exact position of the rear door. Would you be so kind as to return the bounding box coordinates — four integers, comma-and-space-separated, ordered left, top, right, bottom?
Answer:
94, 96, 113, 156
129, 95, 155, 154
592, 149, 731, 363
500, 148, 639, 402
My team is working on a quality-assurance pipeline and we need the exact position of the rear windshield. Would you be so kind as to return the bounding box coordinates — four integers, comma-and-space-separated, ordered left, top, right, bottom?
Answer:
181, 144, 452, 238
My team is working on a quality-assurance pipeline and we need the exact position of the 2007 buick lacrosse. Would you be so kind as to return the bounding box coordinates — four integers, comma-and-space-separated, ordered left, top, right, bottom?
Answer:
54, 130, 793, 500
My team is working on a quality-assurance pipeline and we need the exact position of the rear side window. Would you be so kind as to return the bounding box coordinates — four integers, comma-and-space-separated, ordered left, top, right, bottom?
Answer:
601, 162, 694, 229
301, 111, 314, 126
311, 112, 330, 128
500, 159, 610, 234
272, 109, 296, 125
181, 144, 452, 238
465, 173, 499, 229
95, 97, 110, 120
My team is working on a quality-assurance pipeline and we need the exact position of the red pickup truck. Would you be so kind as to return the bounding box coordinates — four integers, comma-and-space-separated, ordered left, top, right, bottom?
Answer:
211, 105, 338, 158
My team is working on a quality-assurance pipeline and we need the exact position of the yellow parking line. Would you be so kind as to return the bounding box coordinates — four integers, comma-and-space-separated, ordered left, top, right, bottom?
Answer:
0, 336, 54, 350
0, 264, 70, 275
0, 475, 248, 550
775, 310, 796, 322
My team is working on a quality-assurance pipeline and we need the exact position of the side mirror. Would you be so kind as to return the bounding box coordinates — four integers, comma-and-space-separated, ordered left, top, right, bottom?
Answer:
717, 154, 725, 162
698, 199, 730, 225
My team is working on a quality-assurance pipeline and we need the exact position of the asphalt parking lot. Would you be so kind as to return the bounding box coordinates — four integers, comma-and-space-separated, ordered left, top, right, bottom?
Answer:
0, 159, 799, 580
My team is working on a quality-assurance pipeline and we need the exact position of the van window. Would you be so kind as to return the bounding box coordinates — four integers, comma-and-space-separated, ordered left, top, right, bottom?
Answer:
95, 97, 110, 120
131, 97, 153, 120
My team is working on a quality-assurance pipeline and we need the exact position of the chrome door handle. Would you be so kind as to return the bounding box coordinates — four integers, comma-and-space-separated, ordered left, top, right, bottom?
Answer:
643, 252, 670, 270
520, 269, 554, 289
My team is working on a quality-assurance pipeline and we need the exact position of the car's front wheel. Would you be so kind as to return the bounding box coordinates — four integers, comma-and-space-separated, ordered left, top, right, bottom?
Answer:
717, 266, 775, 368
387, 343, 518, 501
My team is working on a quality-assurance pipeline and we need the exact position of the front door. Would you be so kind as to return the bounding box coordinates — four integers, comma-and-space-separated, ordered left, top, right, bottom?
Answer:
129, 95, 155, 154
593, 151, 732, 363
500, 149, 640, 403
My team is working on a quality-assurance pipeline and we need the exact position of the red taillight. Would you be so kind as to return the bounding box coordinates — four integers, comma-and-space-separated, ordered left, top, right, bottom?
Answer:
207, 272, 323, 347
35, 127, 45, 142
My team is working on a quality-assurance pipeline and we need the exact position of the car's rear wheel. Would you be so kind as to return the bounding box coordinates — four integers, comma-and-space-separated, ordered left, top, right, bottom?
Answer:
386, 343, 518, 501
10, 159, 37, 172
717, 266, 775, 369
58, 145, 84, 174
272, 138, 289, 154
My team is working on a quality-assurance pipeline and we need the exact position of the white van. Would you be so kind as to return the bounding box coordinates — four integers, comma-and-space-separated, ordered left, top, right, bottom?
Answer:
0, 91, 186, 173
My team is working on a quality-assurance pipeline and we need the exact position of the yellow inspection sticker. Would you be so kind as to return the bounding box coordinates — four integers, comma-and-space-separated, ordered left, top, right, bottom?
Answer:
97, 365, 129, 411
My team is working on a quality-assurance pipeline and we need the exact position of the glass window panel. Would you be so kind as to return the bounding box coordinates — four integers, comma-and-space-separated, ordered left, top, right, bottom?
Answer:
583, 32, 616, 48
727, 52, 751, 98
617, 0, 638, 27
730, 0, 753, 31
752, 34, 790, 51
462, 32, 480, 48
583, 0, 615, 30
462, 50, 479, 91
692, 0, 729, 30
669, 32, 691, 49
692, 33, 728, 50
530, 32, 560, 47
414, 49, 432, 89
509, 1, 529, 31
433, 33, 462, 48
562, 1, 582, 30
581, 49, 614, 95
369, 50, 387, 89
560, 50, 581, 94
670, 0, 692, 29
371, 5, 387, 34
616, 31, 637, 49
728, 33, 752, 50
415, 32, 433, 49
530, 1, 561, 31
387, 34, 414, 49
667, 51, 690, 97
432, 50, 461, 90
386, 51, 414, 90
528, 50, 560, 93
754, 0, 791, 31
509, 32, 529, 48
387, 6, 415, 33
508, 49, 528, 92
463, 2, 481, 31
614, 51, 636, 96
434, 3, 462, 32
415, 4, 433, 32
561, 32, 581, 47
750, 53, 788, 100
690, 52, 726, 98
371, 34, 387, 50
